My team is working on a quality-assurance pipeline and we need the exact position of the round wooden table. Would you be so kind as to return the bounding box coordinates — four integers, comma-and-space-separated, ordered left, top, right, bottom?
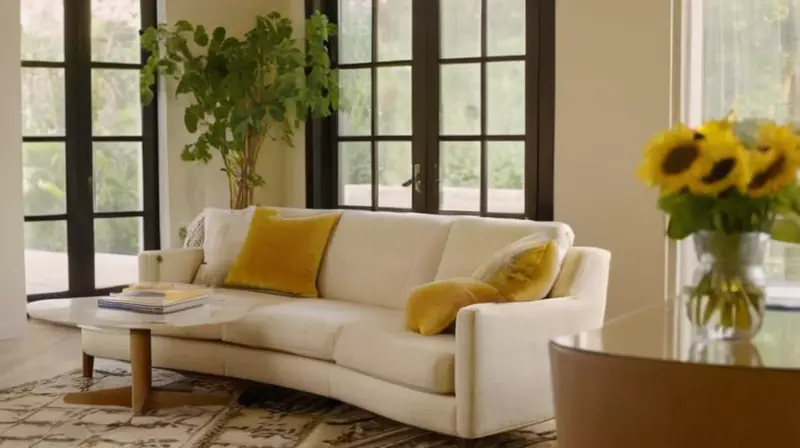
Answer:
550, 300, 800, 448
32, 296, 251, 414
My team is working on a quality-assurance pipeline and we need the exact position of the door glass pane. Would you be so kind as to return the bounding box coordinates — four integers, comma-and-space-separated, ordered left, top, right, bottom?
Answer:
339, 142, 372, 207
377, 66, 412, 135
92, 69, 142, 136
441, 64, 481, 135
20, 0, 64, 62
22, 68, 66, 137
487, 142, 524, 213
440, 0, 482, 59
91, 0, 142, 64
440, 142, 480, 212
487, 61, 525, 135
23, 143, 66, 216
378, 142, 412, 209
95, 217, 142, 288
487, 0, 525, 56
25, 221, 68, 295
377, 0, 411, 61
94, 142, 142, 213
339, 0, 372, 64
339, 69, 372, 136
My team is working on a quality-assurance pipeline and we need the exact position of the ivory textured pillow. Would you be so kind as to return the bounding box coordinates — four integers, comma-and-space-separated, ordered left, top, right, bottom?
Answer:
471, 230, 573, 301
225, 210, 341, 297
405, 278, 506, 335
201, 206, 278, 285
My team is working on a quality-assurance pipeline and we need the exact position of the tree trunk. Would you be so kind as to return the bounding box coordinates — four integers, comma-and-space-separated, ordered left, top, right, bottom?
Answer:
229, 177, 254, 209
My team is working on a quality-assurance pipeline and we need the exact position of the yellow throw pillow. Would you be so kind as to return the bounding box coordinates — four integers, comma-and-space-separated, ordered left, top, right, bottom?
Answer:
471, 232, 571, 301
225, 209, 340, 297
405, 278, 506, 335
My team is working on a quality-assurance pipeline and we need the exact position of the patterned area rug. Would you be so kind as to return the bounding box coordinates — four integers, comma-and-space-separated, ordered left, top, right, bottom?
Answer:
0, 362, 557, 447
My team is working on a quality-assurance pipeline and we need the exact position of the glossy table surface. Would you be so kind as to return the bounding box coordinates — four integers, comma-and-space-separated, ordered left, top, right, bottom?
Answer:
551, 299, 800, 370
28, 296, 254, 330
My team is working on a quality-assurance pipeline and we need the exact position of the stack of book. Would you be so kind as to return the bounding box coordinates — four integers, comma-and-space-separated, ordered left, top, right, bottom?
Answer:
98, 282, 211, 314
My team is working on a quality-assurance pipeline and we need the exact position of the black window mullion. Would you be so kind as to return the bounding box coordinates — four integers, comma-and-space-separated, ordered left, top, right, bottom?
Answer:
370, 1, 379, 211
479, 0, 488, 216
64, 0, 95, 294
140, 0, 160, 250
304, 0, 337, 210
422, 0, 440, 214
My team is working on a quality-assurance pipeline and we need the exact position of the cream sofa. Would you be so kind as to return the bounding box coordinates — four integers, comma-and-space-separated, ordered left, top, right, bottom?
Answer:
80, 208, 610, 440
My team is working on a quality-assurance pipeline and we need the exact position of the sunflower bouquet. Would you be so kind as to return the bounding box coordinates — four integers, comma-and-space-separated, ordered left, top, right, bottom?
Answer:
638, 115, 800, 340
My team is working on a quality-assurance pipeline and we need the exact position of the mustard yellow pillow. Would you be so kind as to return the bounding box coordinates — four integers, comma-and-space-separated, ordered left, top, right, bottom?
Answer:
471, 233, 570, 301
225, 209, 340, 297
405, 278, 506, 335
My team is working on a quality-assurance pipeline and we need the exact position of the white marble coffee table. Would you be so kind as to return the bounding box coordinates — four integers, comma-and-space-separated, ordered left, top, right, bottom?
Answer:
31, 297, 251, 414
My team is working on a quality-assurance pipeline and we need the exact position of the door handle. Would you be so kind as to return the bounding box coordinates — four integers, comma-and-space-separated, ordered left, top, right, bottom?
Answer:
402, 164, 423, 193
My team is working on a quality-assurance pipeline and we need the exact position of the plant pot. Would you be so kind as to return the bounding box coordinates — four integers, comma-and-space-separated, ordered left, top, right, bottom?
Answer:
684, 231, 768, 341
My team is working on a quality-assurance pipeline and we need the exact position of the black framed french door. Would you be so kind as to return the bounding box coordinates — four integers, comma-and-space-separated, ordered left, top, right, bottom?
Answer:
306, 0, 555, 220
21, 0, 159, 301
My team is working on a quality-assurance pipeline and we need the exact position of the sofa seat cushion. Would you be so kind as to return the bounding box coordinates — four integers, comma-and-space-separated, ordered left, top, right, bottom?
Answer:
222, 299, 398, 361
333, 318, 456, 394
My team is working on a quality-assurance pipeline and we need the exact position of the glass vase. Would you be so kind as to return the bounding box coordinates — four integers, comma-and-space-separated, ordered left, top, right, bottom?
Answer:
684, 231, 768, 341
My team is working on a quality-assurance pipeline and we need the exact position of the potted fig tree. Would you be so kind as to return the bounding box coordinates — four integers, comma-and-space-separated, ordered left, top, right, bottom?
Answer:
140, 11, 338, 209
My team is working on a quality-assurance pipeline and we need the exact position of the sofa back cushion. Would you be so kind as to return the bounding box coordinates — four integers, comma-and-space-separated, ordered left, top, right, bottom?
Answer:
318, 210, 453, 310
434, 216, 575, 281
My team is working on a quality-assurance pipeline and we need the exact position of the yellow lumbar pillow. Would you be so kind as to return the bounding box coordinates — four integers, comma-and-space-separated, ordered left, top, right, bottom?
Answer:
405, 278, 506, 335
472, 233, 568, 301
225, 208, 340, 297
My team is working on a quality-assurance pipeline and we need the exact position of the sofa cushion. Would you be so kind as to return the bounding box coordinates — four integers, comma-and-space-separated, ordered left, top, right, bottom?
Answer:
222, 299, 398, 361
318, 210, 454, 310
334, 318, 456, 394
225, 211, 341, 297
435, 216, 575, 281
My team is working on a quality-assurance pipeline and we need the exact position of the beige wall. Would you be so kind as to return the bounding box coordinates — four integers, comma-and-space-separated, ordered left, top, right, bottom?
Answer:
2, 0, 28, 338
160, 0, 675, 318
554, 0, 674, 319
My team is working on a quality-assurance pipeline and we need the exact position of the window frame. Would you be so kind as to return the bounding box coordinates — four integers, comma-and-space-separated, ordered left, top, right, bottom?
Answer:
22, 0, 160, 302
305, 0, 555, 221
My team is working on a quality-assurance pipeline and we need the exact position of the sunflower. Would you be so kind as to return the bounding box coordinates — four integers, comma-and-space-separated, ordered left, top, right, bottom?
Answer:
746, 122, 800, 198
686, 123, 750, 196
637, 124, 713, 194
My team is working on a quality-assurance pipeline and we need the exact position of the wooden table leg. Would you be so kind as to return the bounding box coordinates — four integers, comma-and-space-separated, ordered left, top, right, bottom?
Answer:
82, 352, 94, 378
130, 329, 152, 414
65, 327, 231, 413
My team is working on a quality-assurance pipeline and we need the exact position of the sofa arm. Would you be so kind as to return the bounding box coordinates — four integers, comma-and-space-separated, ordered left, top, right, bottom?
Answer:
454, 297, 604, 438
138, 248, 204, 283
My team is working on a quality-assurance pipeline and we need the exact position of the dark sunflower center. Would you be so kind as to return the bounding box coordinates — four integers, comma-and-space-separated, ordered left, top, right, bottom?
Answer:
661, 144, 698, 175
701, 158, 736, 184
749, 155, 786, 190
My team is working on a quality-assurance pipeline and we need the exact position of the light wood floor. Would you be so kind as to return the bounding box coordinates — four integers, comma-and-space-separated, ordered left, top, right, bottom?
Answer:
0, 318, 83, 388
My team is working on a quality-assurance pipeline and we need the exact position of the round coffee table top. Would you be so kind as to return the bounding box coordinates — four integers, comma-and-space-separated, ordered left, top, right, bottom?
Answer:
551, 299, 800, 370
28, 296, 253, 331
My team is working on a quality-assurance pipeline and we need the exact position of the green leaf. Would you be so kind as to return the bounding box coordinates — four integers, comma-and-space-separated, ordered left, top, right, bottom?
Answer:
212, 27, 226, 43
174, 20, 193, 33
667, 215, 694, 240
184, 108, 199, 133
772, 216, 800, 244
140, 27, 159, 50
194, 25, 209, 47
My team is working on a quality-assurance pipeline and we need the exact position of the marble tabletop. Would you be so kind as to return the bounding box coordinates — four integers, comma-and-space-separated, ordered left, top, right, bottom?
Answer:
551, 299, 800, 370
27, 296, 253, 331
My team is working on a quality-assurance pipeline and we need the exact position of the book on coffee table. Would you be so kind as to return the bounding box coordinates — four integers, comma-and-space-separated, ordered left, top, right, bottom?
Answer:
98, 283, 211, 314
